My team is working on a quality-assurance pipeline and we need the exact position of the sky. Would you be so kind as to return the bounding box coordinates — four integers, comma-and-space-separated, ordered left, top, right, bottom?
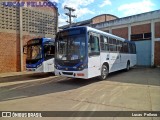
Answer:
50, 0, 160, 27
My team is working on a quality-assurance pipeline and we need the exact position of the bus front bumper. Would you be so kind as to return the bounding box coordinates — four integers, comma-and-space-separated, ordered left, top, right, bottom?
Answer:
55, 69, 88, 79
26, 68, 36, 71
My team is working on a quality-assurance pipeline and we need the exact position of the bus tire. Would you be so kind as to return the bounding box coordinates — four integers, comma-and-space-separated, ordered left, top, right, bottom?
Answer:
98, 64, 109, 80
126, 61, 130, 71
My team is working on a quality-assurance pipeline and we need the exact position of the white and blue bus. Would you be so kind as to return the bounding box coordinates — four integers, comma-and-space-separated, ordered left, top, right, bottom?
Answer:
25, 38, 55, 72
55, 26, 136, 80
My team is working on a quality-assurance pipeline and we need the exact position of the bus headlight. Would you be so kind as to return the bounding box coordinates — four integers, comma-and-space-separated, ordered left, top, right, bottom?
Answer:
55, 64, 60, 69
79, 65, 84, 70
37, 64, 42, 68
78, 64, 87, 71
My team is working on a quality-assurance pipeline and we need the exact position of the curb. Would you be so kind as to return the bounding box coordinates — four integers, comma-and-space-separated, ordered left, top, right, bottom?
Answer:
0, 72, 38, 78
0, 72, 54, 83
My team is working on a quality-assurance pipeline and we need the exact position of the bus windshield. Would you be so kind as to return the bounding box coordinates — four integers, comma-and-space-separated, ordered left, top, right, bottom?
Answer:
56, 34, 86, 61
27, 45, 42, 60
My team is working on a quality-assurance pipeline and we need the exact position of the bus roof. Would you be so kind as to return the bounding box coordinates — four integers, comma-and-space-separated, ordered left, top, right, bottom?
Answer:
63, 26, 133, 42
42, 38, 55, 43
30, 38, 54, 42
26, 38, 55, 46
87, 26, 125, 42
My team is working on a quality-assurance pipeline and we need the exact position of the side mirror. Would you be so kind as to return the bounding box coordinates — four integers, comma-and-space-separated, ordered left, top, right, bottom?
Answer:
23, 45, 27, 54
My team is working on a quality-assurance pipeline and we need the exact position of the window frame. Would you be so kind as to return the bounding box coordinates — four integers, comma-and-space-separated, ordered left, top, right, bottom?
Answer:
121, 42, 129, 53
108, 37, 117, 52
100, 35, 109, 52
88, 32, 100, 56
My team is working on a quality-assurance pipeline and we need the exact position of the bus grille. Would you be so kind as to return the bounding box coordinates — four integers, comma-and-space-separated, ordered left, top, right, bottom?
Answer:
62, 72, 73, 75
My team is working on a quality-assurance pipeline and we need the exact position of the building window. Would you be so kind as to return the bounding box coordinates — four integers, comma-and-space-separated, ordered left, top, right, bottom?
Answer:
144, 33, 152, 39
131, 32, 151, 41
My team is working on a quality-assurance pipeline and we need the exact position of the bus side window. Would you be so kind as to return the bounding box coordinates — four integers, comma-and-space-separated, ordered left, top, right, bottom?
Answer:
128, 43, 136, 54
123, 42, 129, 53
104, 37, 109, 51
100, 35, 109, 52
89, 35, 100, 56
109, 38, 113, 51
121, 42, 125, 53
100, 35, 105, 51
129, 43, 132, 53
109, 38, 117, 52
117, 40, 122, 52
133, 44, 136, 54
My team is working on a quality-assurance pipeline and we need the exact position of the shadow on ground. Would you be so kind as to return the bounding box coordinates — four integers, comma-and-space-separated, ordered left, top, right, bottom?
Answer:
0, 67, 159, 102
0, 75, 100, 102
0, 73, 54, 83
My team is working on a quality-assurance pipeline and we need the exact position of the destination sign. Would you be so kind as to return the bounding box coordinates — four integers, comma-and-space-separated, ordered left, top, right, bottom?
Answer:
27, 39, 42, 45
60, 28, 86, 37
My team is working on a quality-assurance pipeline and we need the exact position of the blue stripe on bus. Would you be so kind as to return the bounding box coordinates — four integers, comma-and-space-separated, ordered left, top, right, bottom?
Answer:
26, 59, 43, 68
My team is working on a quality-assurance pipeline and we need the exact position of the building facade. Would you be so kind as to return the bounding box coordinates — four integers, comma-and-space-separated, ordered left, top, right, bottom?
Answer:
0, 0, 58, 73
60, 10, 160, 67
60, 14, 118, 29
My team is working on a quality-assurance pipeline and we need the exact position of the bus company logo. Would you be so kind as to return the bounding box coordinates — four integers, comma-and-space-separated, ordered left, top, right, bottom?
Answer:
2, 112, 11, 117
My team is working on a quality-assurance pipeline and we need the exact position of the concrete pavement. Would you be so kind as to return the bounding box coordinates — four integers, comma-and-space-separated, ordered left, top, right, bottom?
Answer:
0, 71, 35, 78
0, 68, 160, 120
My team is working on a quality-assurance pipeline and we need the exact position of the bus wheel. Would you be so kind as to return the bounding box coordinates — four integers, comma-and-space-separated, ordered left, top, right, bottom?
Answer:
126, 61, 130, 71
99, 64, 109, 80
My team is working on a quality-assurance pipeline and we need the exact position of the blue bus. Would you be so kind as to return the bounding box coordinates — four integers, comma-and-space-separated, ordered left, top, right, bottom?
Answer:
24, 38, 55, 72
55, 26, 136, 79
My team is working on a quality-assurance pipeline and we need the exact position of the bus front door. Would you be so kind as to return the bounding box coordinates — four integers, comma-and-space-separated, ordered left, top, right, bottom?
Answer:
88, 33, 101, 78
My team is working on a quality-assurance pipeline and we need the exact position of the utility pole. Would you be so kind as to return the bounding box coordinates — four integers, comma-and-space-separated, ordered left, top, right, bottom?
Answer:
64, 6, 76, 26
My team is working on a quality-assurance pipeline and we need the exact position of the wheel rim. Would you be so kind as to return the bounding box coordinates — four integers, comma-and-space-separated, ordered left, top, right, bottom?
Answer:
101, 66, 108, 79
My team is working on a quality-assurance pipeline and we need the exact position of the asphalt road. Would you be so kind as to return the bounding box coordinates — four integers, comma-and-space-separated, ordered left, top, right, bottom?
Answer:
0, 68, 160, 120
